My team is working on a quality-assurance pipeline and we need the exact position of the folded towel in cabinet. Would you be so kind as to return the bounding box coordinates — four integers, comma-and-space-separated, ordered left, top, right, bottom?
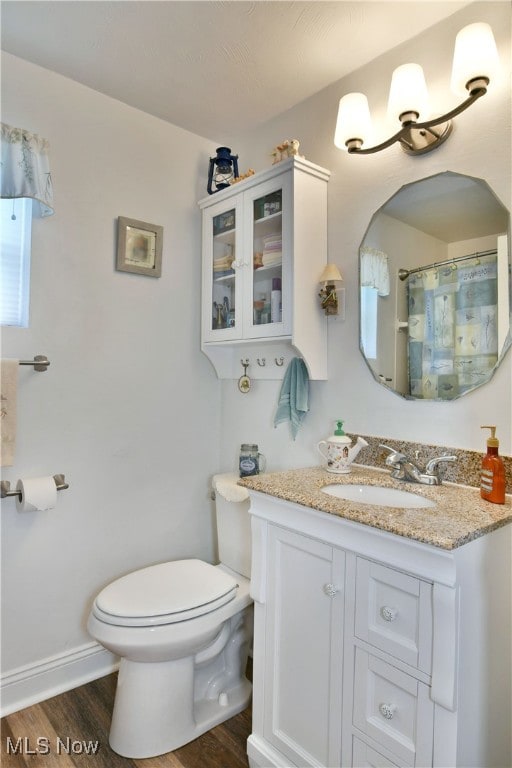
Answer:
274, 357, 309, 440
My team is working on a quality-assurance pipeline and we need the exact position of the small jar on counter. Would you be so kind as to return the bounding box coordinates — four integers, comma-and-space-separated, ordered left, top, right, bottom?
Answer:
239, 444, 265, 477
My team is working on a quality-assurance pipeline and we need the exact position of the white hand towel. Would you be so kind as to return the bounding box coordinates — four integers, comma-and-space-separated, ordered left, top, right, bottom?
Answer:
1, 359, 19, 466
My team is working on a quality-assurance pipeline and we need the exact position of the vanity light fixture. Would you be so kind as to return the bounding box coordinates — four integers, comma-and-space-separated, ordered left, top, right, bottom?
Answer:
319, 263, 343, 316
334, 22, 500, 155
207, 147, 239, 194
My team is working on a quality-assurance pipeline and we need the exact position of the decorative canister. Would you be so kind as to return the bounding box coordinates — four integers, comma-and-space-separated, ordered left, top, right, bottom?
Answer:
239, 444, 266, 477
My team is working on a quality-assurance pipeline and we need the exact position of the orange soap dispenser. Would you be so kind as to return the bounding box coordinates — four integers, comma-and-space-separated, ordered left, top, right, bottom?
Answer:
480, 426, 505, 504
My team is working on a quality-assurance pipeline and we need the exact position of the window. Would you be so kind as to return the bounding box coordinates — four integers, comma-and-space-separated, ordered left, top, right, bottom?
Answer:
0, 198, 32, 327
360, 285, 378, 359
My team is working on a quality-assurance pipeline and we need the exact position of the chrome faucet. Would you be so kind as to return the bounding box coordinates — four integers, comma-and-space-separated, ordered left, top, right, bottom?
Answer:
379, 444, 457, 486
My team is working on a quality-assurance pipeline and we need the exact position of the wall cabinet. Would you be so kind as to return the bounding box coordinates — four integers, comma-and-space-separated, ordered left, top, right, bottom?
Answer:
198, 157, 330, 379
247, 492, 511, 768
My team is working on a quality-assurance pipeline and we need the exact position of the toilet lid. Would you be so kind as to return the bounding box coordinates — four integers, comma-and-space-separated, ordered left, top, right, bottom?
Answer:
93, 559, 238, 627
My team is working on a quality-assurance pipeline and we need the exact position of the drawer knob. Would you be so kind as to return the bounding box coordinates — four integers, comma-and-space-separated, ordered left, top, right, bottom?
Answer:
379, 703, 396, 720
380, 606, 398, 622
323, 583, 339, 598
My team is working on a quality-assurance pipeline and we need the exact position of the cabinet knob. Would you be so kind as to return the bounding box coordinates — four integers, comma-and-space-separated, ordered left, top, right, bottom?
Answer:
323, 583, 339, 598
379, 703, 396, 720
380, 606, 398, 622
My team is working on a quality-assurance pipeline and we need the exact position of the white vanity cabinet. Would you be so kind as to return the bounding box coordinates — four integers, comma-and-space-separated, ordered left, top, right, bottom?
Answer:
198, 157, 330, 379
247, 491, 511, 768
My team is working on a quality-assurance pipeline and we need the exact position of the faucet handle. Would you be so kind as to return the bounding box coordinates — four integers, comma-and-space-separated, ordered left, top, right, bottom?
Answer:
425, 454, 457, 475
379, 444, 406, 464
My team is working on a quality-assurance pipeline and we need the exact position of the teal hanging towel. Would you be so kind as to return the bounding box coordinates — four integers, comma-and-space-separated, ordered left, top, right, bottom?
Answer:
274, 357, 309, 440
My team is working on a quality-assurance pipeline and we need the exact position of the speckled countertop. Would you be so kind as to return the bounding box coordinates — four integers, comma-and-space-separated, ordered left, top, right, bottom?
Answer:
239, 466, 512, 551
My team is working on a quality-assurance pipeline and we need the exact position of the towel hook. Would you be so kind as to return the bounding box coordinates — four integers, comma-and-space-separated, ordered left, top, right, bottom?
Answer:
275, 357, 284, 366
257, 358, 266, 367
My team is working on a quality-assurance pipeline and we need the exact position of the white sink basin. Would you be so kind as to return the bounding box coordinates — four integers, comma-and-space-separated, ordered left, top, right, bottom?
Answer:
321, 483, 436, 509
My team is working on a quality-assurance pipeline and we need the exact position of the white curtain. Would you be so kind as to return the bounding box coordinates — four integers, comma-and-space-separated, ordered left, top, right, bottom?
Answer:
360, 246, 390, 297
1, 122, 54, 216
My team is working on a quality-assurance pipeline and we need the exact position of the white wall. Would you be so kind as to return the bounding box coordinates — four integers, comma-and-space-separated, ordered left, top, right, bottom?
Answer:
0, 53, 222, 688
1, 0, 510, 712
219, 1, 512, 473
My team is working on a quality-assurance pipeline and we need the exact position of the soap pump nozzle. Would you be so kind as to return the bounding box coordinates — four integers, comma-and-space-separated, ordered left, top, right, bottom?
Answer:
481, 425, 499, 448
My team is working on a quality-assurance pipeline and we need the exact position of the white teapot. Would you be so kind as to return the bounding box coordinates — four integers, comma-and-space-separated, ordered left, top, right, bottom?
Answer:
317, 421, 368, 474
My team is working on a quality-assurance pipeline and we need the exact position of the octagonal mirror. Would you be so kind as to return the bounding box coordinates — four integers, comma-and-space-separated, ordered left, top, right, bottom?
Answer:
359, 171, 510, 400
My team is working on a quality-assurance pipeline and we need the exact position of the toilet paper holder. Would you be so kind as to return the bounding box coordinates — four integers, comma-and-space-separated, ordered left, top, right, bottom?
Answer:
0, 474, 69, 500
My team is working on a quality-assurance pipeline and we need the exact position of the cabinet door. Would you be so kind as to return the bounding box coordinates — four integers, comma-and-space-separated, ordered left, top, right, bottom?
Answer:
242, 174, 292, 339
263, 526, 345, 767
202, 195, 243, 342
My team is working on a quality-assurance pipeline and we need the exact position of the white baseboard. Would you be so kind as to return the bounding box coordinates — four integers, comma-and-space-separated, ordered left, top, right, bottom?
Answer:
0, 641, 119, 717
247, 734, 291, 767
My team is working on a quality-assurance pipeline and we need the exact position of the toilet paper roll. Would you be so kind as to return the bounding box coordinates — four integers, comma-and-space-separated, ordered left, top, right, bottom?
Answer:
15, 476, 57, 512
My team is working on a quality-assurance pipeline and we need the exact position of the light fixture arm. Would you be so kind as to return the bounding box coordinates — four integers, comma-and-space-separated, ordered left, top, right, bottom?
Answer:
347, 82, 487, 155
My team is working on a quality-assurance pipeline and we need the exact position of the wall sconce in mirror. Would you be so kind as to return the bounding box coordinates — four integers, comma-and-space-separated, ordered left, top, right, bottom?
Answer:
319, 264, 343, 316
334, 22, 500, 156
207, 146, 239, 194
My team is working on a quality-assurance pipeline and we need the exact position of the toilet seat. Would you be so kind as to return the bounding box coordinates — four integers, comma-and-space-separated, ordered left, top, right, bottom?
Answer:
92, 559, 238, 627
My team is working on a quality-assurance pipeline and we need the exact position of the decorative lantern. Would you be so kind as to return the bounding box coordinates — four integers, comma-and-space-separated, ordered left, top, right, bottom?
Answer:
207, 147, 239, 195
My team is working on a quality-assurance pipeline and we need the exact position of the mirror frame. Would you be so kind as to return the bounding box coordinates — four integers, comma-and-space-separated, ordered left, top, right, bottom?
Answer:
359, 171, 511, 401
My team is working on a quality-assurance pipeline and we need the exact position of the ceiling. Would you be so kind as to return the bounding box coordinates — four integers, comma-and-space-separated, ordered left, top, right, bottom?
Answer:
1, 1, 471, 143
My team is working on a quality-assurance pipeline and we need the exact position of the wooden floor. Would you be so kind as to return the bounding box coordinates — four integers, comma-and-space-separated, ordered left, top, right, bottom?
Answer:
1, 673, 252, 767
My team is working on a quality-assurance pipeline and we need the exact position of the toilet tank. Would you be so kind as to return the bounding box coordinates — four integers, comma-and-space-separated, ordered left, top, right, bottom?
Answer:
212, 474, 251, 578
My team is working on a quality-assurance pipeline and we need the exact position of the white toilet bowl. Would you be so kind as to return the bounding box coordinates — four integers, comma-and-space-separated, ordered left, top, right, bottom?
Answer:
87, 559, 252, 758
87, 474, 253, 759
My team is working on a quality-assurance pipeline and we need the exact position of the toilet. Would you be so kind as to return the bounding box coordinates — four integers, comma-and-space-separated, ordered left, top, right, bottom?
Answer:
87, 474, 252, 759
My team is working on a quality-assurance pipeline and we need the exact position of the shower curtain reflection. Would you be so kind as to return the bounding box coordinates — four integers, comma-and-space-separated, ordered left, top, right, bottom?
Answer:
407, 253, 498, 399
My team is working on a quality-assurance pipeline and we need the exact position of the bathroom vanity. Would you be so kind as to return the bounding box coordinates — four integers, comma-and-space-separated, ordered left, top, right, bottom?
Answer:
241, 467, 512, 768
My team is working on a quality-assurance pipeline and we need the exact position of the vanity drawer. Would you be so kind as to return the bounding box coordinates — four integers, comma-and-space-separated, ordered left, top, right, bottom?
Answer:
355, 558, 432, 673
352, 736, 400, 767
353, 648, 433, 767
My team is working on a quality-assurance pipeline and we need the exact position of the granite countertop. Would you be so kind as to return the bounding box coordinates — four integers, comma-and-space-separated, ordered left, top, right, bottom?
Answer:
239, 465, 512, 550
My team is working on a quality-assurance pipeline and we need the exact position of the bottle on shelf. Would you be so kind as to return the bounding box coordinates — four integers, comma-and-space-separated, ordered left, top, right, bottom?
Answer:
271, 278, 282, 323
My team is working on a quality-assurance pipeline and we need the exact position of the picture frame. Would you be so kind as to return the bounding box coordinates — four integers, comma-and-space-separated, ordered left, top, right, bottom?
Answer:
116, 216, 163, 277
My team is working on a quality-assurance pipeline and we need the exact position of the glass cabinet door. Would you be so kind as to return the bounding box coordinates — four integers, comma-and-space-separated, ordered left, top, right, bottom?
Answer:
203, 198, 242, 341
244, 175, 291, 339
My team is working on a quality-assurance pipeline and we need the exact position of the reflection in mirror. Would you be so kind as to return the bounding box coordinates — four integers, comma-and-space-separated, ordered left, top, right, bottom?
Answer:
359, 172, 510, 400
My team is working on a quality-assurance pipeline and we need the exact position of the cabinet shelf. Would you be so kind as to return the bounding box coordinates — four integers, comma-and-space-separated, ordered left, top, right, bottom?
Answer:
213, 271, 235, 284
213, 228, 236, 241
254, 262, 282, 275
254, 210, 282, 224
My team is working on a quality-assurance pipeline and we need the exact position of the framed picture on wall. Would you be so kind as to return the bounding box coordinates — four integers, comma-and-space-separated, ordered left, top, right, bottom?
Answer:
116, 216, 163, 277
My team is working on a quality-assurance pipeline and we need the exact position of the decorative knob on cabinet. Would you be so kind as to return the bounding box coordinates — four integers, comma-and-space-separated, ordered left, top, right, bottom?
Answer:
379, 703, 396, 720
380, 606, 398, 622
323, 583, 339, 598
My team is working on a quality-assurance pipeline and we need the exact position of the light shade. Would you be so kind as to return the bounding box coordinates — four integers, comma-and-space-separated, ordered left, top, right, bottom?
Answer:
319, 263, 343, 283
387, 63, 430, 123
334, 93, 373, 150
451, 22, 500, 96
